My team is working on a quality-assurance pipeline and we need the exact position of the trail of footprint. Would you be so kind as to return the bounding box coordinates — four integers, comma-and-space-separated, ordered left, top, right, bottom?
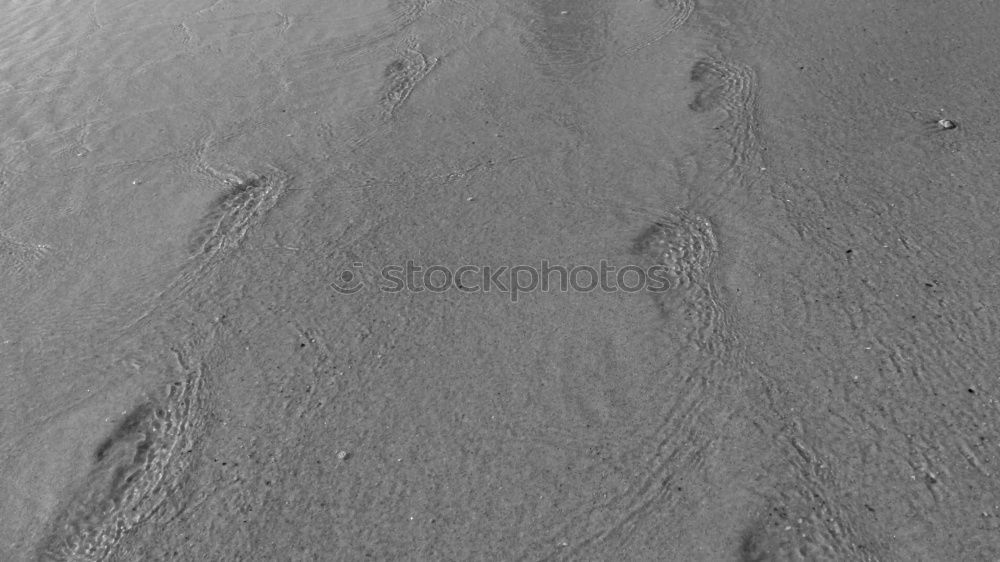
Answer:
739, 439, 883, 562
615, 0, 694, 56
512, 0, 613, 82
116, 166, 287, 341
688, 57, 762, 176
35, 360, 206, 562
515, 212, 744, 559
511, 0, 693, 82
631, 209, 735, 356
379, 45, 437, 119
185, 171, 284, 259
28, 167, 281, 560
342, 42, 439, 150
633, 210, 717, 288
553, 214, 736, 553
528, 386, 741, 561
280, 0, 430, 104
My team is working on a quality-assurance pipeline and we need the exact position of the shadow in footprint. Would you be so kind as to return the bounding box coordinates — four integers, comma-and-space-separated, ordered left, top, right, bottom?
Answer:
36, 376, 203, 562
689, 59, 727, 113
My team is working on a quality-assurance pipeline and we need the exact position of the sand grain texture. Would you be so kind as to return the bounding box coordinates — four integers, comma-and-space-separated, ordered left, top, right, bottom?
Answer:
2, 0, 999, 561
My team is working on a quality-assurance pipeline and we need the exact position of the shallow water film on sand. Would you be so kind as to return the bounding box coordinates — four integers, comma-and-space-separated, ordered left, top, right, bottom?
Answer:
2, 0, 999, 560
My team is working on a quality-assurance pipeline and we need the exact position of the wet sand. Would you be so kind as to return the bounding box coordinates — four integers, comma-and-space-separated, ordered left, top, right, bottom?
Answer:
1, 0, 999, 560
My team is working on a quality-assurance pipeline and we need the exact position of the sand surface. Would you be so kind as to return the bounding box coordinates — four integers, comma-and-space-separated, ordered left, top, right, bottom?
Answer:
1, 0, 999, 560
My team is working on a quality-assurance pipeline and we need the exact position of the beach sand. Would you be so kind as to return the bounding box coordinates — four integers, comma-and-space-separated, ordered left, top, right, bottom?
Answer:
1, 0, 999, 560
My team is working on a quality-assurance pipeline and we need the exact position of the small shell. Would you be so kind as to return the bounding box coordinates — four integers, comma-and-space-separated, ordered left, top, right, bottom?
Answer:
937, 119, 957, 130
